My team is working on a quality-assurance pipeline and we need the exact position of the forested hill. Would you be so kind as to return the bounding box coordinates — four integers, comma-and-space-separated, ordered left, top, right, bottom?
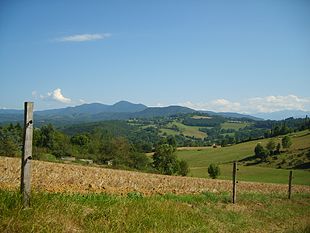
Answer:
0, 101, 261, 126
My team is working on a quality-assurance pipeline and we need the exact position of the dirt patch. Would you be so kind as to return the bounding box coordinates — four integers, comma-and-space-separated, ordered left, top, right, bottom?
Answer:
1, 157, 309, 195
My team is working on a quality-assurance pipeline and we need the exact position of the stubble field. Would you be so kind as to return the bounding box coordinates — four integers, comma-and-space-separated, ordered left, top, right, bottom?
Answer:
1, 156, 309, 195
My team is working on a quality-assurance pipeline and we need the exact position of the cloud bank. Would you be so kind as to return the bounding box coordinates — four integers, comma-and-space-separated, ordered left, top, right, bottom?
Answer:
38, 88, 72, 104
56, 33, 111, 42
181, 95, 310, 113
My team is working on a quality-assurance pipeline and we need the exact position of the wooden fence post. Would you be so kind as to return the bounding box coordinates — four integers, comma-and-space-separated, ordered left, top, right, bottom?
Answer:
232, 161, 237, 204
288, 170, 293, 199
20, 102, 34, 208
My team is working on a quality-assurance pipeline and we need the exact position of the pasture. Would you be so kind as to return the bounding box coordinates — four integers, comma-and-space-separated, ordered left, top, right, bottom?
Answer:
220, 121, 251, 130
1, 190, 309, 233
162, 121, 207, 139
1, 155, 310, 233
177, 130, 310, 185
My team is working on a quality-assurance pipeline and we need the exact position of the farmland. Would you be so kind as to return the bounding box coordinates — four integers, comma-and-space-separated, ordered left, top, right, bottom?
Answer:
3, 156, 310, 195
161, 121, 207, 139
220, 121, 251, 130
1, 112, 310, 232
177, 130, 310, 185
1, 156, 310, 232
1, 130, 310, 232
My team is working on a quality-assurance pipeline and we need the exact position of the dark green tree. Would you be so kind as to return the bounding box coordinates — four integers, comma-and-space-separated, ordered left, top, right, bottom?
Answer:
153, 144, 179, 175
178, 160, 189, 176
36, 124, 55, 149
0, 137, 19, 156
0, 123, 22, 157
266, 139, 276, 155
70, 134, 90, 146
129, 152, 151, 170
254, 143, 269, 161
208, 164, 220, 179
282, 136, 292, 149
167, 135, 177, 148
99, 137, 131, 165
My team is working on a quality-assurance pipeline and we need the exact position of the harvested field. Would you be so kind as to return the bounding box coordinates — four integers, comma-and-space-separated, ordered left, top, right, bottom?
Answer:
1, 156, 310, 195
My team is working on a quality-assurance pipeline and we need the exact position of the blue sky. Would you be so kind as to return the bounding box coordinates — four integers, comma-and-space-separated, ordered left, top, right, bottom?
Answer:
0, 0, 309, 113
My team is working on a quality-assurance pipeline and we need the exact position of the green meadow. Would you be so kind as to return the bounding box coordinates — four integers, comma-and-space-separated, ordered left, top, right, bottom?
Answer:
161, 121, 207, 139
177, 131, 310, 185
220, 121, 251, 130
1, 190, 309, 233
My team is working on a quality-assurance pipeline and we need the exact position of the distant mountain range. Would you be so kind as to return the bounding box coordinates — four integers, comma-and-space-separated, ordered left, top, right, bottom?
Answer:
253, 110, 310, 121
200, 110, 261, 121
0, 101, 308, 125
0, 101, 195, 125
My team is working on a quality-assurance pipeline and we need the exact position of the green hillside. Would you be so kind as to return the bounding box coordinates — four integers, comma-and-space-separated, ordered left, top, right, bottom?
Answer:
177, 130, 310, 185
1, 190, 310, 233
220, 121, 251, 130
161, 121, 207, 139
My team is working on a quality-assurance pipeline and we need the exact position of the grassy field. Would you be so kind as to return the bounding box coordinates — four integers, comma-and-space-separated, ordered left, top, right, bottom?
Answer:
178, 130, 310, 185
162, 121, 207, 139
190, 165, 310, 185
158, 120, 251, 139
221, 121, 251, 130
160, 128, 179, 136
1, 190, 309, 233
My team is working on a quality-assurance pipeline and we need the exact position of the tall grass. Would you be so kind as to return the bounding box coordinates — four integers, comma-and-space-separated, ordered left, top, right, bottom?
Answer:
1, 190, 309, 233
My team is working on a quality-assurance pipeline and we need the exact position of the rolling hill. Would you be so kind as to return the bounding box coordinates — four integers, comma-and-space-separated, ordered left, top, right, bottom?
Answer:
177, 130, 310, 185
0, 101, 261, 125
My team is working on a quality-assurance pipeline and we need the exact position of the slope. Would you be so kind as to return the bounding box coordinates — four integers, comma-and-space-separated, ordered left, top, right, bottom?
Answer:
177, 130, 310, 185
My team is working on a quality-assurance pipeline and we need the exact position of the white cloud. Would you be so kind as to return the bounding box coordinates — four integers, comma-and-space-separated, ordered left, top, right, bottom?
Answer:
181, 99, 241, 112
56, 33, 111, 42
40, 88, 72, 104
181, 95, 310, 113
247, 95, 310, 113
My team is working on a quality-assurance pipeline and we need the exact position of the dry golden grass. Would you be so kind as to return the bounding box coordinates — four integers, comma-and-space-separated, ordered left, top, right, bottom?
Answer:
1, 156, 310, 195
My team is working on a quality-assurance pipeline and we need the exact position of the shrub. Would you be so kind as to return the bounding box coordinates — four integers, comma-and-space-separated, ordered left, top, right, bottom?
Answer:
282, 136, 292, 149
208, 164, 220, 179
254, 143, 269, 161
275, 143, 281, 155
178, 160, 189, 176
266, 139, 276, 155
129, 152, 151, 170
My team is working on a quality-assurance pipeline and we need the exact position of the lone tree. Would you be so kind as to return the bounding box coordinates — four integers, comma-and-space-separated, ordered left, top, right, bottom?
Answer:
254, 143, 269, 161
282, 135, 292, 149
178, 160, 190, 176
208, 163, 220, 179
153, 143, 189, 176
153, 144, 179, 175
266, 139, 276, 155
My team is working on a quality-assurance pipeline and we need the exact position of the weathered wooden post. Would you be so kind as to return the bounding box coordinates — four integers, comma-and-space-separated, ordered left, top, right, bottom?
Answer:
232, 161, 237, 204
288, 170, 293, 199
20, 102, 34, 208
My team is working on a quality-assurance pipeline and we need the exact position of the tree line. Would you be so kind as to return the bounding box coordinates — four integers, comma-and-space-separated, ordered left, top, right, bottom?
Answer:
0, 123, 189, 176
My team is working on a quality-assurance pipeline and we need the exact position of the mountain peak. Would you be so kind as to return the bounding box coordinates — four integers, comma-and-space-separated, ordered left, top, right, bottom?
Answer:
111, 101, 147, 112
